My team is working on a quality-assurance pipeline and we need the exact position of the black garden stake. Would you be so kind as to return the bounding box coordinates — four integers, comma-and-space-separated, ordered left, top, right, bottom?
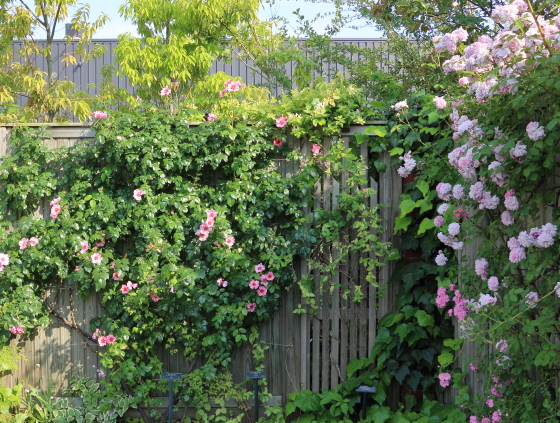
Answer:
356, 385, 377, 420
246, 371, 266, 422
161, 372, 182, 423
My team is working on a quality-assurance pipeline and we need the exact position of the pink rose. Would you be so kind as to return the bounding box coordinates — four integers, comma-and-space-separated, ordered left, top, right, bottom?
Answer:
133, 189, 145, 201
247, 303, 257, 312
273, 138, 283, 147
29, 237, 39, 247
255, 263, 265, 273
19, 238, 28, 250
160, 86, 171, 96
91, 253, 102, 264
92, 111, 107, 119
275, 116, 288, 128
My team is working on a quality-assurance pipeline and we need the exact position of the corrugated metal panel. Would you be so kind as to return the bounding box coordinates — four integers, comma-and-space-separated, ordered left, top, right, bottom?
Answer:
10, 38, 387, 102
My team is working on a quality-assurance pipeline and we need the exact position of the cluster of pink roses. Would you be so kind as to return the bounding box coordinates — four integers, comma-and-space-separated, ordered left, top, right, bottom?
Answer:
50, 197, 62, 219
220, 79, 246, 97
9, 325, 24, 335
217, 278, 228, 287
93, 328, 116, 347
441, 1, 560, 105
248, 263, 274, 297
506, 222, 557, 264
120, 281, 138, 294
195, 209, 218, 241
91, 110, 107, 119
19, 237, 39, 250
397, 151, 416, 178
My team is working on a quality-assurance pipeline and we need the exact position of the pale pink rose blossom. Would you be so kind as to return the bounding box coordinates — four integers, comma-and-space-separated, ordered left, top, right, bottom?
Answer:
106, 334, 116, 344
435, 251, 448, 266
488, 276, 499, 291
433, 96, 447, 109
525, 291, 538, 308
133, 189, 145, 201
434, 216, 444, 227
501, 211, 514, 226
150, 293, 160, 302
247, 303, 257, 312
1, 253, 12, 266
92, 328, 100, 339
249, 280, 260, 289
469, 363, 478, 371
92, 111, 107, 119
120, 285, 130, 294
98, 336, 107, 346
475, 258, 488, 280
225, 236, 235, 247
392, 100, 408, 111
526, 121, 545, 140
206, 209, 218, 219
91, 253, 102, 264
452, 184, 464, 199
265, 271, 275, 281
257, 286, 268, 296
312, 144, 322, 156
436, 183, 453, 200
80, 241, 89, 254
95, 239, 105, 247
255, 263, 266, 273
50, 197, 61, 206
509, 247, 526, 263
448, 222, 461, 236
160, 86, 171, 96
207, 113, 217, 121
438, 372, 452, 387
275, 116, 288, 128
19, 238, 28, 250
112, 272, 121, 281
486, 399, 494, 408
28, 237, 39, 247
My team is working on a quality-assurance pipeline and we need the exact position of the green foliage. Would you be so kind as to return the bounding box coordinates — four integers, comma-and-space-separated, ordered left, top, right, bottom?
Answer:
116, 0, 262, 100
0, 80, 382, 421
53, 377, 136, 423
0, 1, 109, 122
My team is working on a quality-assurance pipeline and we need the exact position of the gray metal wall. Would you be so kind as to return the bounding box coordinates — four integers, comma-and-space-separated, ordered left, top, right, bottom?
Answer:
11, 38, 387, 101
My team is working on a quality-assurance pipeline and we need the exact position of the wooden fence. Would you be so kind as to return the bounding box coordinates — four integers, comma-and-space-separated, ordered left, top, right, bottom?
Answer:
0, 124, 402, 415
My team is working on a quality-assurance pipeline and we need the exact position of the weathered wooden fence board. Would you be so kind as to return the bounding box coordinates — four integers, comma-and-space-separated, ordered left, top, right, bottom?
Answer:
0, 124, 399, 411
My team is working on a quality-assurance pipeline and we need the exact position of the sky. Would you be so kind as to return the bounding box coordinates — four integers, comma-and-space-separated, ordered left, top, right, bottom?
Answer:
58, 0, 383, 40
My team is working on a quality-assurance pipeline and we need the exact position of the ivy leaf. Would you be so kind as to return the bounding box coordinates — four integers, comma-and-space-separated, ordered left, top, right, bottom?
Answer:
417, 217, 435, 235
292, 390, 321, 412
368, 405, 391, 423
393, 364, 411, 385
393, 216, 412, 234
414, 310, 434, 327
399, 198, 417, 216
416, 180, 430, 196
389, 147, 404, 156
347, 356, 374, 378
438, 352, 454, 367
364, 125, 387, 137
395, 323, 412, 342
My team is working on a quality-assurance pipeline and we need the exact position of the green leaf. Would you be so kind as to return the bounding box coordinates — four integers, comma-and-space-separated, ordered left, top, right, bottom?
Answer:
347, 356, 374, 378
368, 405, 391, 423
416, 180, 430, 196
394, 216, 412, 234
365, 126, 387, 137
417, 217, 435, 235
437, 352, 454, 367
414, 310, 434, 327
389, 147, 404, 156
399, 198, 418, 216
292, 390, 321, 412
